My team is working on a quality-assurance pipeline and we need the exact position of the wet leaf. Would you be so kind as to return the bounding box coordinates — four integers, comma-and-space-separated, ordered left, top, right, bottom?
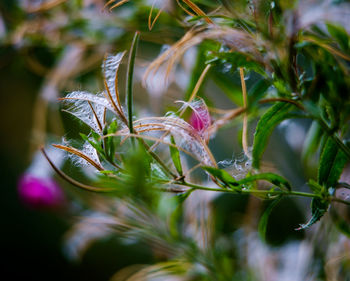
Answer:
258, 197, 282, 241
238, 173, 291, 191
318, 138, 347, 188
297, 198, 329, 230
202, 166, 241, 190
252, 102, 295, 169
326, 23, 349, 52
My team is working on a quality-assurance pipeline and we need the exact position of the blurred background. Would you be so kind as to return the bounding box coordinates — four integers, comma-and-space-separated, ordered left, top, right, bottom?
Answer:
0, 1, 167, 279
1, 0, 349, 280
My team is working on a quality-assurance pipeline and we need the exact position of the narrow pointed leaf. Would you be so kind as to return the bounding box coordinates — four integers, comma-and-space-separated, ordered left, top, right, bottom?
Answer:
318, 138, 347, 188
252, 102, 295, 169
105, 120, 118, 162
202, 166, 240, 190
79, 133, 105, 156
238, 173, 291, 191
297, 198, 329, 230
258, 197, 282, 241
302, 121, 323, 162
126, 31, 140, 135
169, 135, 183, 176
326, 23, 349, 52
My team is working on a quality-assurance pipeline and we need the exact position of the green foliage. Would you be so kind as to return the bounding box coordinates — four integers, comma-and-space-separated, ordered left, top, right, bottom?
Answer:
297, 198, 329, 230
252, 102, 296, 169
126, 32, 140, 136
202, 166, 241, 190
258, 197, 282, 241
169, 135, 183, 177
318, 138, 348, 188
238, 173, 291, 191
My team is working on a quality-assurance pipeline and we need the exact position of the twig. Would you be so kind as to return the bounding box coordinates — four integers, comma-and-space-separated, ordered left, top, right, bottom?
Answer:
41, 147, 116, 192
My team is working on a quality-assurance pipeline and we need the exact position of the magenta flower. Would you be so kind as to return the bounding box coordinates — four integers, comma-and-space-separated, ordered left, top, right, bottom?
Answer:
187, 98, 211, 139
189, 111, 207, 132
17, 173, 65, 209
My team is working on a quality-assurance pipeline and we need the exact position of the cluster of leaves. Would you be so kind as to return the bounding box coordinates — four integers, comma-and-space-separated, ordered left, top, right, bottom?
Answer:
34, 0, 350, 280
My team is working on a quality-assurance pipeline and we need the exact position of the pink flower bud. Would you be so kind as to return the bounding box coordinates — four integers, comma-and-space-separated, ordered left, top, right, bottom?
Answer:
17, 173, 65, 209
189, 111, 206, 132
188, 98, 211, 140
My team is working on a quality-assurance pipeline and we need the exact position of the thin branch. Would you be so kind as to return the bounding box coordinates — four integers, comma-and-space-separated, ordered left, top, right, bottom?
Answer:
41, 147, 116, 193
87, 101, 103, 133
259, 98, 305, 110
106, 0, 130, 11
207, 107, 246, 136
303, 36, 350, 62
175, 181, 350, 206
103, 83, 128, 125
52, 144, 104, 171
181, 0, 214, 24
148, 1, 163, 30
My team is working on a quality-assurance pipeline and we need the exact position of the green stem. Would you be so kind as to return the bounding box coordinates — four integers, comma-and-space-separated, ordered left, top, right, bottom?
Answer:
173, 181, 350, 205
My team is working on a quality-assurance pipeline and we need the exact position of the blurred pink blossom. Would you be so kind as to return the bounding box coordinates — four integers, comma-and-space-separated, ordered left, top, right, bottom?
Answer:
17, 173, 65, 209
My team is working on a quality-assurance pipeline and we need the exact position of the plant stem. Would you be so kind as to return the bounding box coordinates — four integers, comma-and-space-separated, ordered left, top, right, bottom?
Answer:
174, 181, 350, 206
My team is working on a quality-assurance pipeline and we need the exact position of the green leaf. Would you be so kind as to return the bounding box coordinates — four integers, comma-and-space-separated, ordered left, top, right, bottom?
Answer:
79, 132, 89, 142
214, 51, 266, 76
202, 166, 240, 190
258, 197, 282, 241
126, 31, 140, 136
99, 170, 119, 175
238, 173, 291, 191
297, 198, 329, 230
80, 133, 104, 155
248, 79, 271, 105
252, 102, 295, 169
105, 120, 118, 162
308, 179, 324, 194
318, 138, 347, 188
326, 23, 349, 52
91, 130, 101, 143
169, 135, 183, 176
301, 121, 323, 163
